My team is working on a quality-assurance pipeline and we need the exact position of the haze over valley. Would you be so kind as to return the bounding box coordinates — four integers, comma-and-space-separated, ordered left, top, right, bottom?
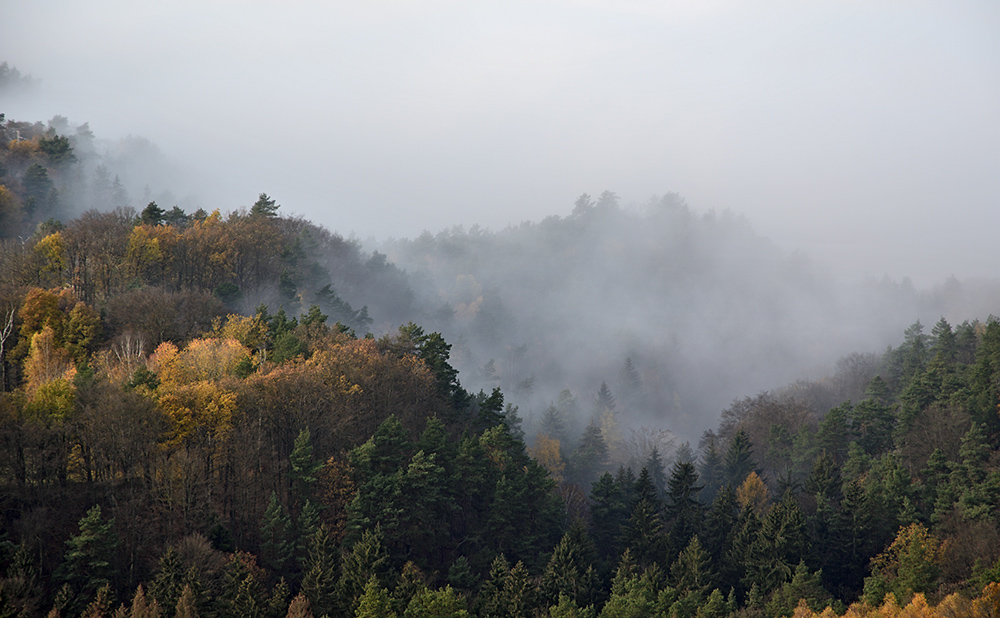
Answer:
2, 4, 1000, 615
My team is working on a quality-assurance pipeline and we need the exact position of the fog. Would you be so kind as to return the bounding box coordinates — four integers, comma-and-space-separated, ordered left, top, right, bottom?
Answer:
3, 1, 998, 285
3, 1, 1000, 444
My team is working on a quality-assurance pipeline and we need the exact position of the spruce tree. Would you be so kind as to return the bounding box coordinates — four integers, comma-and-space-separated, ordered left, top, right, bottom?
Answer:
665, 460, 704, 558
289, 429, 322, 505
59, 505, 120, 603
300, 526, 338, 618
260, 492, 293, 575
588, 473, 628, 563
723, 430, 755, 488
150, 547, 184, 614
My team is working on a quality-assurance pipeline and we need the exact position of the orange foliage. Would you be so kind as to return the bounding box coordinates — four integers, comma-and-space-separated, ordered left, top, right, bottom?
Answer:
18, 287, 65, 343
737, 471, 770, 516
793, 585, 999, 617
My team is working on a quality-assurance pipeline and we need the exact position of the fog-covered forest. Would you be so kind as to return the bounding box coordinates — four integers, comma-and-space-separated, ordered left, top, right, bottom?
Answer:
2, 94, 1000, 618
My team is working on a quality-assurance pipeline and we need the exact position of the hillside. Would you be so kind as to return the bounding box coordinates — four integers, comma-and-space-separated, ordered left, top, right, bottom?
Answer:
1, 114, 1000, 617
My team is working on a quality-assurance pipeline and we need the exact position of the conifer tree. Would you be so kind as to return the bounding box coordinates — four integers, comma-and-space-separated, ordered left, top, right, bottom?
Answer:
260, 492, 293, 575
300, 526, 338, 617
150, 547, 184, 614
723, 430, 755, 488
541, 520, 599, 608
571, 419, 609, 486
403, 586, 469, 618
174, 585, 198, 618
476, 555, 511, 618
621, 469, 665, 567
697, 438, 725, 504
80, 583, 113, 618
588, 473, 628, 562
59, 505, 120, 603
644, 447, 667, 498
665, 460, 703, 557
670, 536, 713, 597
354, 576, 396, 618
338, 526, 391, 614
289, 429, 322, 504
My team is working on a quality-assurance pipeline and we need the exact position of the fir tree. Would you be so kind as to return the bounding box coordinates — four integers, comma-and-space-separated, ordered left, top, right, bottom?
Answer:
59, 505, 120, 603
723, 430, 755, 488
260, 492, 293, 575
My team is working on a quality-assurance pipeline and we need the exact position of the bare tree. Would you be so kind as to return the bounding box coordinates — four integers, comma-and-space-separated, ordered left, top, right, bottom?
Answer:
0, 305, 16, 391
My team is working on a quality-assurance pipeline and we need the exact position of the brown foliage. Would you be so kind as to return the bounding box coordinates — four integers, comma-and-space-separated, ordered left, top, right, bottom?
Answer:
315, 455, 355, 542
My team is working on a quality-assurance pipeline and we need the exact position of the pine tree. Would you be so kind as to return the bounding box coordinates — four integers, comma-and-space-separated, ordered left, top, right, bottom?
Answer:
702, 486, 738, 567
150, 547, 184, 614
541, 520, 599, 608
354, 576, 396, 618
476, 555, 511, 618
697, 438, 725, 504
723, 430, 755, 488
670, 536, 712, 597
588, 473, 628, 562
338, 526, 391, 614
174, 585, 198, 618
665, 460, 704, 558
300, 526, 338, 618
447, 557, 477, 593
250, 193, 280, 218
594, 382, 615, 417
644, 448, 667, 498
59, 505, 120, 602
260, 492, 293, 575
403, 586, 469, 618
289, 429, 322, 505
80, 583, 113, 618
621, 471, 665, 568
216, 552, 266, 618
571, 419, 609, 486
294, 499, 321, 574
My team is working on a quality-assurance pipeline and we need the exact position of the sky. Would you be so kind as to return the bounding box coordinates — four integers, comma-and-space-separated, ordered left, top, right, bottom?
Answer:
2, 0, 999, 286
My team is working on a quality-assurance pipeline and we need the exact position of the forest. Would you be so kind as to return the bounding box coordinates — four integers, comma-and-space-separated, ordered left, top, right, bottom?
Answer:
2, 113, 1000, 618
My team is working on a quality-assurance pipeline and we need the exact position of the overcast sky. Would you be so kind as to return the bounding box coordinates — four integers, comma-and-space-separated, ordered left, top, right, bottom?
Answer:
3, 0, 998, 285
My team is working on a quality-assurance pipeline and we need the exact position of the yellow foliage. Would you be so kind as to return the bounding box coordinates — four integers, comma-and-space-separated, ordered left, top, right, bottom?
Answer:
65, 301, 100, 362
791, 599, 815, 618
125, 225, 163, 281
23, 325, 74, 395
736, 471, 770, 516
148, 341, 180, 377
6, 139, 40, 162
34, 232, 67, 285
529, 433, 565, 483
211, 314, 268, 352
153, 338, 250, 385
18, 287, 64, 344
933, 593, 971, 618
0, 185, 23, 234
972, 582, 1000, 617
26, 377, 76, 420
158, 380, 238, 446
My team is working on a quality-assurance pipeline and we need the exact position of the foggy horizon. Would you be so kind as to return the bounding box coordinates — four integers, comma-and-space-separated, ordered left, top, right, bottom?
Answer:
3, 1, 998, 288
